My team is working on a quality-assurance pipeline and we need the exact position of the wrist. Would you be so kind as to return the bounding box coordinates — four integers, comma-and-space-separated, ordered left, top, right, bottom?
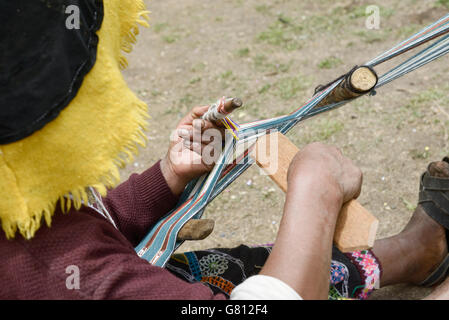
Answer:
160, 156, 189, 196
287, 170, 344, 216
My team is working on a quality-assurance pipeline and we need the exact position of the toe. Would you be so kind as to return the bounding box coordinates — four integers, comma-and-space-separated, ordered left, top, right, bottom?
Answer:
428, 160, 449, 178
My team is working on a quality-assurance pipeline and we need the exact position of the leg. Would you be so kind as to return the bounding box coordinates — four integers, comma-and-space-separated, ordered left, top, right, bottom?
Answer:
372, 206, 447, 287
372, 159, 449, 288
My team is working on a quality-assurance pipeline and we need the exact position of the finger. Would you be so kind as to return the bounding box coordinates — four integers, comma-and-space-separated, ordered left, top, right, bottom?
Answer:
182, 139, 221, 165
176, 127, 192, 140
177, 123, 226, 143
182, 139, 210, 155
192, 119, 205, 147
179, 105, 210, 126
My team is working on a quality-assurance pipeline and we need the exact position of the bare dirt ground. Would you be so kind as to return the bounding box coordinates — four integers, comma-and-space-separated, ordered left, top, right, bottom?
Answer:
121, 0, 449, 299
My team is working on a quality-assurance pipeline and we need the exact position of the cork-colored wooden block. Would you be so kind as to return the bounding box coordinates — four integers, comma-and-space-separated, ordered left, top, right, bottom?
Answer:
251, 131, 379, 252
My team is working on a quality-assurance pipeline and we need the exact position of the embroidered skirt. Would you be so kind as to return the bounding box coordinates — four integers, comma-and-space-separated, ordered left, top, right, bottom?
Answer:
166, 244, 382, 300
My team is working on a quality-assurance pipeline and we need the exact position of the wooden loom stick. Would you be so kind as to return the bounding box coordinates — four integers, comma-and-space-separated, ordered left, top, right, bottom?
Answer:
251, 132, 379, 252
223, 97, 243, 113
314, 66, 378, 109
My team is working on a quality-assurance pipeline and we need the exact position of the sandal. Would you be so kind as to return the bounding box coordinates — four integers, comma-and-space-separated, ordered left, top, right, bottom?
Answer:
418, 157, 449, 287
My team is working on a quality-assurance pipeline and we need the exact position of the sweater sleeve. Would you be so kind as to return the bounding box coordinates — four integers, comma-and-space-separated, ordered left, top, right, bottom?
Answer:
102, 160, 180, 246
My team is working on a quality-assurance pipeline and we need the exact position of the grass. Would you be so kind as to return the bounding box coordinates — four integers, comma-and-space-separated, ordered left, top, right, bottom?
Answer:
255, 4, 271, 15
189, 77, 202, 85
236, 48, 250, 57
354, 28, 392, 43
258, 84, 271, 94
275, 76, 308, 100
163, 34, 180, 44
409, 147, 431, 160
406, 88, 446, 116
220, 70, 234, 80
436, 0, 449, 8
152, 22, 186, 44
153, 23, 168, 33
252, 54, 292, 75
256, 15, 304, 51
191, 62, 206, 73
318, 56, 343, 69
256, 4, 397, 51
401, 197, 417, 212
301, 118, 345, 144
337, 4, 395, 20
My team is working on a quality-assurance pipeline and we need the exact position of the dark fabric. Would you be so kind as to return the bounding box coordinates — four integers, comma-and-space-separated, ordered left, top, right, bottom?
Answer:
167, 245, 272, 298
0, 161, 225, 299
0, 0, 104, 144
332, 247, 363, 297
166, 244, 367, 300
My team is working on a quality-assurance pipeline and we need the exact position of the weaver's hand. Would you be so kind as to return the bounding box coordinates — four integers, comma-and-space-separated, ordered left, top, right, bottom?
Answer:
161, 105, 228, 195
287, 142, 363, 206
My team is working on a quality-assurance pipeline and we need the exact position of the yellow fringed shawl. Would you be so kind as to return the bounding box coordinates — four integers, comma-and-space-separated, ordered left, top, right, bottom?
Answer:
0, 0, 150, 239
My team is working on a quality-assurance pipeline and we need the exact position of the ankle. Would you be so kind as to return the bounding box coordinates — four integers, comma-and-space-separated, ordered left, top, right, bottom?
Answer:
374, 235, 415, 287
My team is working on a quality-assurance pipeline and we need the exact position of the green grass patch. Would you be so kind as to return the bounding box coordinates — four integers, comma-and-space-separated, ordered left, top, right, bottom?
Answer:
220, 70, 234, 80
153, 23, 168, 33
255, 4, 271, 15
236, 47, 250, 57
258, 84, 271, 94
409, 147, 431, 160
275, 76, 309, 100
354, 28, 392, 44
302, 118, 345, 143
189, 77, 202, 85
191, 62, 206, 73
436, 0, 449, 9
318, 56, 343, 69
162, 34, 180, 44
257, 15, 304, 51
407, 88, 446, 111
252, 54, 292, 74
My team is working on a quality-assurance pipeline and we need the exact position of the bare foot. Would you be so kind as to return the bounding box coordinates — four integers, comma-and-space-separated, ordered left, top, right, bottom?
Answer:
373, 160, 449, 287
398, 205, 447, 285
424, 276, 449, 300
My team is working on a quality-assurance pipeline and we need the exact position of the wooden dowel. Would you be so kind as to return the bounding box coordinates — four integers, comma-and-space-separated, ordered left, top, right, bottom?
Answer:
251, 132, 379, 252
315, 66, 378, 109
223, 97, 243, 113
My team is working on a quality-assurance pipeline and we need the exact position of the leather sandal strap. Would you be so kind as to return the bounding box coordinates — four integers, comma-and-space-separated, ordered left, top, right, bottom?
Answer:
419, 252, 449, 287
421, 173, 449, 191
418, 159, 449, 287
419, 172, 449, 231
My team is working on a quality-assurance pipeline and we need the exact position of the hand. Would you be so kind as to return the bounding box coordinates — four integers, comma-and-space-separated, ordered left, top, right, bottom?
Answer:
160, 105, 228, 195
287, 142, 363, 205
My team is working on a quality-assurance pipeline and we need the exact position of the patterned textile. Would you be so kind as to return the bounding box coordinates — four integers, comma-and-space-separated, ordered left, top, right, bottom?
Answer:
166, 245, 381, 300
345, 250, 382, 300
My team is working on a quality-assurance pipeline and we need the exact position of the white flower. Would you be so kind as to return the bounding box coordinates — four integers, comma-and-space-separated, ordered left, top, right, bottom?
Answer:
199, 254, 228, 277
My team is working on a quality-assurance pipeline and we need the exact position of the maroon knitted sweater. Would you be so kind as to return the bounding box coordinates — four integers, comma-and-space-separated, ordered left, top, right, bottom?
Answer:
0, 161, 225, 300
